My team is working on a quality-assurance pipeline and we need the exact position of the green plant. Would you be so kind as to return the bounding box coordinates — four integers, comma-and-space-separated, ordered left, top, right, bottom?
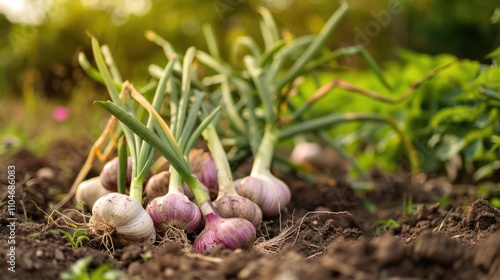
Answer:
88, 30, 257, 252
140, 251, 153, 262
60, 256, 123, 280
318, 48, 500, 180
163, 3, 460, 183
53, 228, 90, 248
371, 219, 400, 236
402, 194, 415, 217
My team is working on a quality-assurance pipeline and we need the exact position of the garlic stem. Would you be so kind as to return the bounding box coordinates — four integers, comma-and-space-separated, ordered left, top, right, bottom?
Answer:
202, 123, 238, 197
250, 124, 278, 177
117, 137, 127, 194
200, 200, 222, 224
129, 164, 151, 202
184, 175, 212, 207
167, 165, 183, 194
129, 177, 143, 203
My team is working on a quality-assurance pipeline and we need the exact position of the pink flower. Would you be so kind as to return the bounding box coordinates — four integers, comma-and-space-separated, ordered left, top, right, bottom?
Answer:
52, 106, 70, 122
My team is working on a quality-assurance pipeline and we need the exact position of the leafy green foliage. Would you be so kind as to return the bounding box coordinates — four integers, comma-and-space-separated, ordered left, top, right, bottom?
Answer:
306, 47, 500, 180
60, 257, 123, 280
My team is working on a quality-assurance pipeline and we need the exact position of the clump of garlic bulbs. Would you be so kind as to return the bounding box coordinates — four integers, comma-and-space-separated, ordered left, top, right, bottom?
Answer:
89, 193, 156, 248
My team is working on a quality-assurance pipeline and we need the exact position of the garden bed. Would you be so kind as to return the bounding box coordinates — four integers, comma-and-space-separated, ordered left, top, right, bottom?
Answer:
1, 141, 499, 280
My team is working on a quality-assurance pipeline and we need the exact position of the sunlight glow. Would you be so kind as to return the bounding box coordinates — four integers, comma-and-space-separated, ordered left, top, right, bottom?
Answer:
0, 0, 49, 25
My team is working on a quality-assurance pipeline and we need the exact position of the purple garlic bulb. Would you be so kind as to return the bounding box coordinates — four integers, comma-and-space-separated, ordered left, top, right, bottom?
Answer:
146, 191, 203, 233
214, 194, 262, 227
194, 205, 256, 253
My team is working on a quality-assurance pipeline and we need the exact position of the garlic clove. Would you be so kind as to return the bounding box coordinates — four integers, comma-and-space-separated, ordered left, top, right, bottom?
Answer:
146, 192, 203, 233
214, 194, 262, 227
90, 193, 156, 247
75, 177, 112, 210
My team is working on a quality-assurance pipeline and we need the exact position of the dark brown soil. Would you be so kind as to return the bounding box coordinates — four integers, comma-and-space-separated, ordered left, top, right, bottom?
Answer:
1, 143, 500, 280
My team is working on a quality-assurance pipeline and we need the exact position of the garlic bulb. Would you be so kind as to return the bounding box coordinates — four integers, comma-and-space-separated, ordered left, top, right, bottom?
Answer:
146, 191, 203, 233
194, 202, 256, 253
75, 177, 112, 210
145, 171, 170, 201
89, 193, 156, 247
214, 195, 262, 227
290, 142, 328, 169
234, 173, 291, 218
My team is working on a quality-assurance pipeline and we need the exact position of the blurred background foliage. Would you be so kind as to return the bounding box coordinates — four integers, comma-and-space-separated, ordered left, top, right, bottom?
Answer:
0, 0, 498, 100
0, 0, 499, 180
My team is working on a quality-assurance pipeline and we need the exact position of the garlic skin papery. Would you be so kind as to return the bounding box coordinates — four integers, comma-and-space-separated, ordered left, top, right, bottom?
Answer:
146, 191, 203, 233
214, 195, 262, 227
194, 202, 256, 253
89, 193, 156, 247
234, 173, 291, 218
145, 171, 170, 202
75, 177, 112, 210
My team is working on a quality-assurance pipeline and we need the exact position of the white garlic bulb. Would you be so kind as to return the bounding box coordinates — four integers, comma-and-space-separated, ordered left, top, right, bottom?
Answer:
75, 177, 112, 210
234, 172, 291, 218
89, 193, 156, 247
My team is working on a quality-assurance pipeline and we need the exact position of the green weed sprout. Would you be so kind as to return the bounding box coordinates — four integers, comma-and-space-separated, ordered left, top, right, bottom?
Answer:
53, 228, 89, 248
371, 219, 400, 236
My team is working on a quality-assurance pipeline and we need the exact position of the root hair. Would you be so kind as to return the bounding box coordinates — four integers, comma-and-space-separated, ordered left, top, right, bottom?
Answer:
157, 225, 191, 253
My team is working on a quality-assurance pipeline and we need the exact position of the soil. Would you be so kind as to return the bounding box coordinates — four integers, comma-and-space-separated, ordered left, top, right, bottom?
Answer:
1, 142, 500, 280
